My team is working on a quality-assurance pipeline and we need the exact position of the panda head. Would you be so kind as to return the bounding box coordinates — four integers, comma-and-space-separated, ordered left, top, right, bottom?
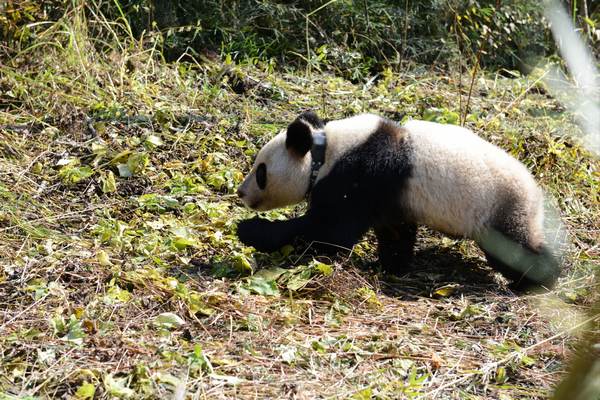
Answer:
237, 112, 324, 211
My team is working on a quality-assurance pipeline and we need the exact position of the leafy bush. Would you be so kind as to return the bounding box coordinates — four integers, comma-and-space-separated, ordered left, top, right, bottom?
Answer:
113, 0, 555, 78
2, 0, 597, 79
453, 0, 552, 71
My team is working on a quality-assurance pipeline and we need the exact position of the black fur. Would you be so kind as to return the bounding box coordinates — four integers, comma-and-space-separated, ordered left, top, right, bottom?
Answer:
299, 110, 325, 130
285, 116, 314, 157
255, 163, 267, 189
284, 111, 325, 157
477, 229, 560, 291
375, 223, 417, 272
477, 190, 560, 290
238, 119, 415, 270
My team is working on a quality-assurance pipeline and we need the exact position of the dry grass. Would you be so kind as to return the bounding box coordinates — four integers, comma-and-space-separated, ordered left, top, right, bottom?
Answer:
0, 5, 599, 399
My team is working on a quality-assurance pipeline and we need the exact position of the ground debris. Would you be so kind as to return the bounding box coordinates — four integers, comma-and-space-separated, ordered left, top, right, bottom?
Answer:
0, 27, 598, 399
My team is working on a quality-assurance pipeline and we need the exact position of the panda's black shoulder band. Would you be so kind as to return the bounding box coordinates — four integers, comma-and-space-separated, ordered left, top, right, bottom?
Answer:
307, 130, 327, 198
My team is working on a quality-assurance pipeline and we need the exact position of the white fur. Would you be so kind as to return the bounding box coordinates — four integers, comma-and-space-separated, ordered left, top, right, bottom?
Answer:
238, 131, 311, 210
402, 120, 544, 244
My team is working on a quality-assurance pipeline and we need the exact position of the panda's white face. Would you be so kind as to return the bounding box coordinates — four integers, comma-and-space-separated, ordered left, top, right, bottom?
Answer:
237, 131, 311, 211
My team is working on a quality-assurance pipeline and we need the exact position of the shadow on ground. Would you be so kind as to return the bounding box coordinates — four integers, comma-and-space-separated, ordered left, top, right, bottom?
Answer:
373, 245, 513, 300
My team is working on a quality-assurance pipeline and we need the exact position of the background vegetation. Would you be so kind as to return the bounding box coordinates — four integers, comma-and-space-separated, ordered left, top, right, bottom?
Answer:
0, 0, 598, 399
3, 1, 599, 78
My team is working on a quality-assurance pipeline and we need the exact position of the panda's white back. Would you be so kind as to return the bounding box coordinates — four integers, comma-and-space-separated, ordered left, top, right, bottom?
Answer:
402, 120, 544, 240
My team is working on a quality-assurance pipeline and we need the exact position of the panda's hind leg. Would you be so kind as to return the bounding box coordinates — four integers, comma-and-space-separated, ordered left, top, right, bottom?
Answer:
477, 223, 560, 292
375, 223, 417, 274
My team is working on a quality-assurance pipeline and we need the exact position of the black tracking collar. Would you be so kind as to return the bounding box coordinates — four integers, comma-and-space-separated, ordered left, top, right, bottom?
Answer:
307, 130, 327, 198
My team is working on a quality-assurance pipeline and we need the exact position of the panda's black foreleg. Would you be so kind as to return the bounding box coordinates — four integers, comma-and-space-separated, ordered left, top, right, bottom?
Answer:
237, 212, 369, 254
237, 216, 310, 252
374, 223, 417, 274
301, 212, 371, 254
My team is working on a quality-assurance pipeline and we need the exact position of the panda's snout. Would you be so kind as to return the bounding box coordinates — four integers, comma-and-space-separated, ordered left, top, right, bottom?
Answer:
237, 187, 246, 198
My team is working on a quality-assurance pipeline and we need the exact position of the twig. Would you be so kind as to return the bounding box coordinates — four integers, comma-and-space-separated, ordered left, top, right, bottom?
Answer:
363, 0, 370, 32
454, 15, 464, 121
292, 240, 354, 265
461, 0, 501, 126
305, 0, 339, 76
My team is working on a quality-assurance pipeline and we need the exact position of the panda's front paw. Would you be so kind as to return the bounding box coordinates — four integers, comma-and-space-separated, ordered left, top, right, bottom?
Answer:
237, 217, 283, 252
237, 217, 267, 245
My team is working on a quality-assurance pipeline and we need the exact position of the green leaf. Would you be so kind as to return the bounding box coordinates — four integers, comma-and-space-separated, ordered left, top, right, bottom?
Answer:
104, 374, 135, 398
100, 171, 117, 193
311, 260, 333, 276
154, 372, 180, 387
311, 340, 327, 353
58, 165, 94, 185
187, 293, 215, 316
231, 253, 254, 274
26, 278, 48, 300
32, 162, 43, 174
145, 134, 164, 148
583, 17, 595, 28
244, 276, 279, 296
116, 152, 149, 177
104, 286, 132, 304
205, 168, 242, 192
206, 171, 227, 190
253, 267, 287, 281
97, 249, 112, 266
138, 193, 179, 213
433, 284, 458, 298
172, 236, 196, 250
75, 382, 96, 399
280, 244, 294, 257
91, 142, 107, 155
495, 366, 508, 384
351, 388, 373, 400
189, 343, 213, 373
50, 314, 66, 335
110, 149, 132, 165
127, 152, 149, 174
286, 268, 312, 291
154, 312, 186, 329
63, 315, 86, 345
356, 287, 382, 309
520, 354, 536, 367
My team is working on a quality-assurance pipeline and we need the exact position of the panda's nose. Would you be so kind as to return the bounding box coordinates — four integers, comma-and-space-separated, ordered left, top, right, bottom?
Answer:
237, 188, 246, 198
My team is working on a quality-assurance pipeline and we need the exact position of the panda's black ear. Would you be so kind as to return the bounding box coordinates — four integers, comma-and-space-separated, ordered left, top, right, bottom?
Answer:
285, 119, 313, 157
298, 111, 324, 129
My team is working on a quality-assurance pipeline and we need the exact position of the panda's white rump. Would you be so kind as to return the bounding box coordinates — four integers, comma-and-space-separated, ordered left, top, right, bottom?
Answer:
402, 120, 544, 242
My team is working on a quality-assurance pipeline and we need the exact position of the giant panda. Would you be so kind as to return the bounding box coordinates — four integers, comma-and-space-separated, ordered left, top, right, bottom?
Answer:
236, 111, 560, 290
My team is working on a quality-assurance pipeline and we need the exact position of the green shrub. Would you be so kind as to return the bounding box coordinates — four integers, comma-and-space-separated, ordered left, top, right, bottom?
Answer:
2, 0, 597, 78
112, 0, 557, 76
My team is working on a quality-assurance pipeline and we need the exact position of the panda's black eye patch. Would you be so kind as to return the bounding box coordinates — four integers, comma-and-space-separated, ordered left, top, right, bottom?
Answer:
256, 163, 267, 190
